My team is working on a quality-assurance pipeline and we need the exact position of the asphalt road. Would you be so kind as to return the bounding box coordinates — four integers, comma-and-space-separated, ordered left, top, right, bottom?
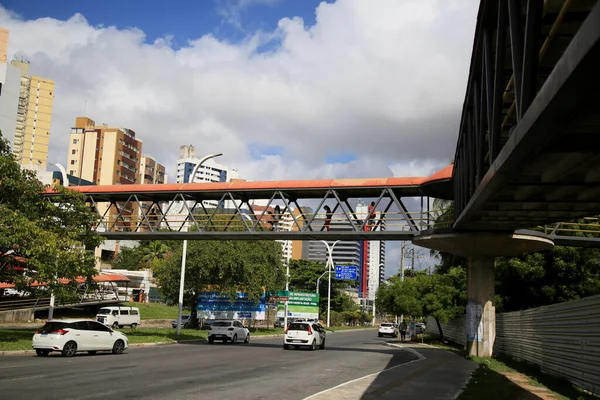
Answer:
0, 330, 418, 400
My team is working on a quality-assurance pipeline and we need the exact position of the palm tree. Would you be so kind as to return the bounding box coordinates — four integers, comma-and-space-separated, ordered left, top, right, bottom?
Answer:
140, 241, 170, 264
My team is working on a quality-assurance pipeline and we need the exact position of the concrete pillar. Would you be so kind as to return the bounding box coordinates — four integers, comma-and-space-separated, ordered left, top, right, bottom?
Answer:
413, 231, 554, 358
466, 257, 495, 357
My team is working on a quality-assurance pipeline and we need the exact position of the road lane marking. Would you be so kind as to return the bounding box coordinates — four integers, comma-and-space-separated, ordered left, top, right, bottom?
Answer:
1, 374, 47, 381
302, 344, 425, 400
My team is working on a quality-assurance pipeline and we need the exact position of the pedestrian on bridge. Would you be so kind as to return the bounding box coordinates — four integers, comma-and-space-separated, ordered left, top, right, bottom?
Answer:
324, 206, 332, 232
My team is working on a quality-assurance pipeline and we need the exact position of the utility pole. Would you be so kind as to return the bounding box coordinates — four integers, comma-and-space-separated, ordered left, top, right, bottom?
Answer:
400, 242, 405, 282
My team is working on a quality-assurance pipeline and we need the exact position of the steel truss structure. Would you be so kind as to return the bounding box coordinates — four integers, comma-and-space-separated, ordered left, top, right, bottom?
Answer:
453, 0, 600, 230
69, 188, 442, 241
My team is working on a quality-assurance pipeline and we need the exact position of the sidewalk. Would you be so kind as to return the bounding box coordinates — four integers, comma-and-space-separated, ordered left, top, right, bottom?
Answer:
305, 342, 478, 400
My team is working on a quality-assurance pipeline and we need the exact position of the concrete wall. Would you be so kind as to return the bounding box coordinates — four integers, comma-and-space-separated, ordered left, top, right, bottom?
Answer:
0, 309, 34, 323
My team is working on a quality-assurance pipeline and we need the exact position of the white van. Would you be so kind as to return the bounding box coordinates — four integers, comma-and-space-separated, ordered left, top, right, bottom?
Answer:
96, 306, 141, 329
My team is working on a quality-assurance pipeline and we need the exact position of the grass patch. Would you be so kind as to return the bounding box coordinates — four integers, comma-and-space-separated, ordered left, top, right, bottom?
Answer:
116, 327, 208, 344
328, 325, 377, 332
0, 329, 34, 351
422, 334, 598, 400
119, 302, 188, 320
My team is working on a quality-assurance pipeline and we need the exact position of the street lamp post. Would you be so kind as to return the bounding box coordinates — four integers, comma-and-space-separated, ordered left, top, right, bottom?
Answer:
176, 153, 223, 337
319, 240, 339, 327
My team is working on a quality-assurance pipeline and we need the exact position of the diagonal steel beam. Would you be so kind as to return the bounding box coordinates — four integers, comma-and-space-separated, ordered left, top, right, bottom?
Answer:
388, 190, 418, 231
331, 190, 357, 231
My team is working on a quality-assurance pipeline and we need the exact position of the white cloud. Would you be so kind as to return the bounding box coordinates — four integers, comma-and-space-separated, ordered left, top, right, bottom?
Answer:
0, 0, 478, 183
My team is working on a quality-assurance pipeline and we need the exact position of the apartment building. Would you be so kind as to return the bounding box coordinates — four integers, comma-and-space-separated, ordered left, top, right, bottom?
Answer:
67, 116, 142, 185
10, 59, 55, 170
67, 116, 143, 231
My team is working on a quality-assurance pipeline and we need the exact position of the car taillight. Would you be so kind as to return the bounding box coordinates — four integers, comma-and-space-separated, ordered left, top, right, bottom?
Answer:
307, 325, 312, 335
51, 329, 69, 335
285, 326, 289, 334
35, 329, 40, 334
379, 326, 383, 329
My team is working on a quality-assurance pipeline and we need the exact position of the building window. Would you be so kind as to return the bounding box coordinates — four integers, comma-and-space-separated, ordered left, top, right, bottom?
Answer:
70, 160, 75, 165
73, 139, 78, 144
71, 149, 76, 154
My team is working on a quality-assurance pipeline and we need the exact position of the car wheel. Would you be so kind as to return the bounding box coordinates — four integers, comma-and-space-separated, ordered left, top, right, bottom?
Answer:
131, 323, 138, 330
62, 341, 77, 357
183, 322, 190, 329
232, 334, 238, 344
112, 322, 119, 329
36, 349, 50, 357
310, 340, 317, 351
283, 344, 290, 350
208, 338, 214, 344
245, 334, 250, 343
378, 333, 382, 337
112, 339, 125, 355
88, 351, 97, 355
320, 339, 325, 350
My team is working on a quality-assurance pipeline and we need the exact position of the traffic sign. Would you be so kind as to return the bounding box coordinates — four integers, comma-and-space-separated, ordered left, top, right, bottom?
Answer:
335, 265, 357, 280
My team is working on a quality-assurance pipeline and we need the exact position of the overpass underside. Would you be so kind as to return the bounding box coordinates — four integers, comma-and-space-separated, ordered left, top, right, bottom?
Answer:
453, 0, 600, 231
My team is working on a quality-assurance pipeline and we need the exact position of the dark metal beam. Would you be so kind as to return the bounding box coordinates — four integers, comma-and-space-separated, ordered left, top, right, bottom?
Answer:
520, 0, 543, 118
508, 0, 524, 119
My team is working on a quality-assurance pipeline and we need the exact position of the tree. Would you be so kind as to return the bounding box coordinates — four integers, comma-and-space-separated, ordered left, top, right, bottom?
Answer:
495, 245, 600, 312
152, 239, 285, 327
111, 245, 145, 270
375, 267, 466, 341
0, 130, 103, 301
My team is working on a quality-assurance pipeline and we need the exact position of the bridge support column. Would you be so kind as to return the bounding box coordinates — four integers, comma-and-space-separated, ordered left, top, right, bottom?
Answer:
413, 231, 554, 357
466, 256, 495, 357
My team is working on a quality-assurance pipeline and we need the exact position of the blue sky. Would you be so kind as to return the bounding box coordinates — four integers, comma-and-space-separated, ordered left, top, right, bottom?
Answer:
1, 0, 330, 46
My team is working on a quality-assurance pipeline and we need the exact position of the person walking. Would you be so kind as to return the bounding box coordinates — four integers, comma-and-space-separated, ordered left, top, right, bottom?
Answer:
324, 205, 332, 232
400, 320, 408, 342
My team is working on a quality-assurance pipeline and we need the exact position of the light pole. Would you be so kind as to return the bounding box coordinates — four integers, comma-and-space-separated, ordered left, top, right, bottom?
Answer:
320, 240, 339, 327
176, 153, 223, 337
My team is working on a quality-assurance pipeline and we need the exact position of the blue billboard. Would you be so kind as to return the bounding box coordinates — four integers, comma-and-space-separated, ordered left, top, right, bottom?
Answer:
197, 292, 266, 320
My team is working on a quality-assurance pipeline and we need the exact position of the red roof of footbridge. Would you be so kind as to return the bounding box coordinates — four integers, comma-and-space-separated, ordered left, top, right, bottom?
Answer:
45, 165, 454, 201
0, 273, 130, 290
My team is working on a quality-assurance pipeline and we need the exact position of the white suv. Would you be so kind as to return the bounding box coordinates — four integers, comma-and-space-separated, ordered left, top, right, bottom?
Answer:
207, 320, 250, 344
378, 322, 398, 338
284, 322, 326, 350
32, 319, 128, 357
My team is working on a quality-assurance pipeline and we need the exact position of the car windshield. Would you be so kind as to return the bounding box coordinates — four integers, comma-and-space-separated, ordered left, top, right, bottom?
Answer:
39, 322, 72, 334
381, 323, 393, 327
288, 323, 309, 331
97, 308, 111, 315
212, 321, 232, 327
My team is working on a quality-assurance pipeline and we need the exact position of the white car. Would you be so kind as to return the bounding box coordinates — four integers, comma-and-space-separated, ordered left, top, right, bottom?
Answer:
284, 322, 326, 350
378, 322, 398, 338
207, 320, 250, 344
32, 319, 128, 357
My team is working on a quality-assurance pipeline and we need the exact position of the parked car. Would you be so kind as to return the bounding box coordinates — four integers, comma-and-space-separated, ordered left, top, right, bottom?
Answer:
378, 322, 398, 338
172, 315, 191, 329
96, 306, 140, 329
32, 319, 128, 357
207, 320, 250, 344
284, 322, 326, 350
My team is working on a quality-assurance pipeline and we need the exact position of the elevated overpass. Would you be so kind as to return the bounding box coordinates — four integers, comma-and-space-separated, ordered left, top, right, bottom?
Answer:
452, 0, 600, 231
